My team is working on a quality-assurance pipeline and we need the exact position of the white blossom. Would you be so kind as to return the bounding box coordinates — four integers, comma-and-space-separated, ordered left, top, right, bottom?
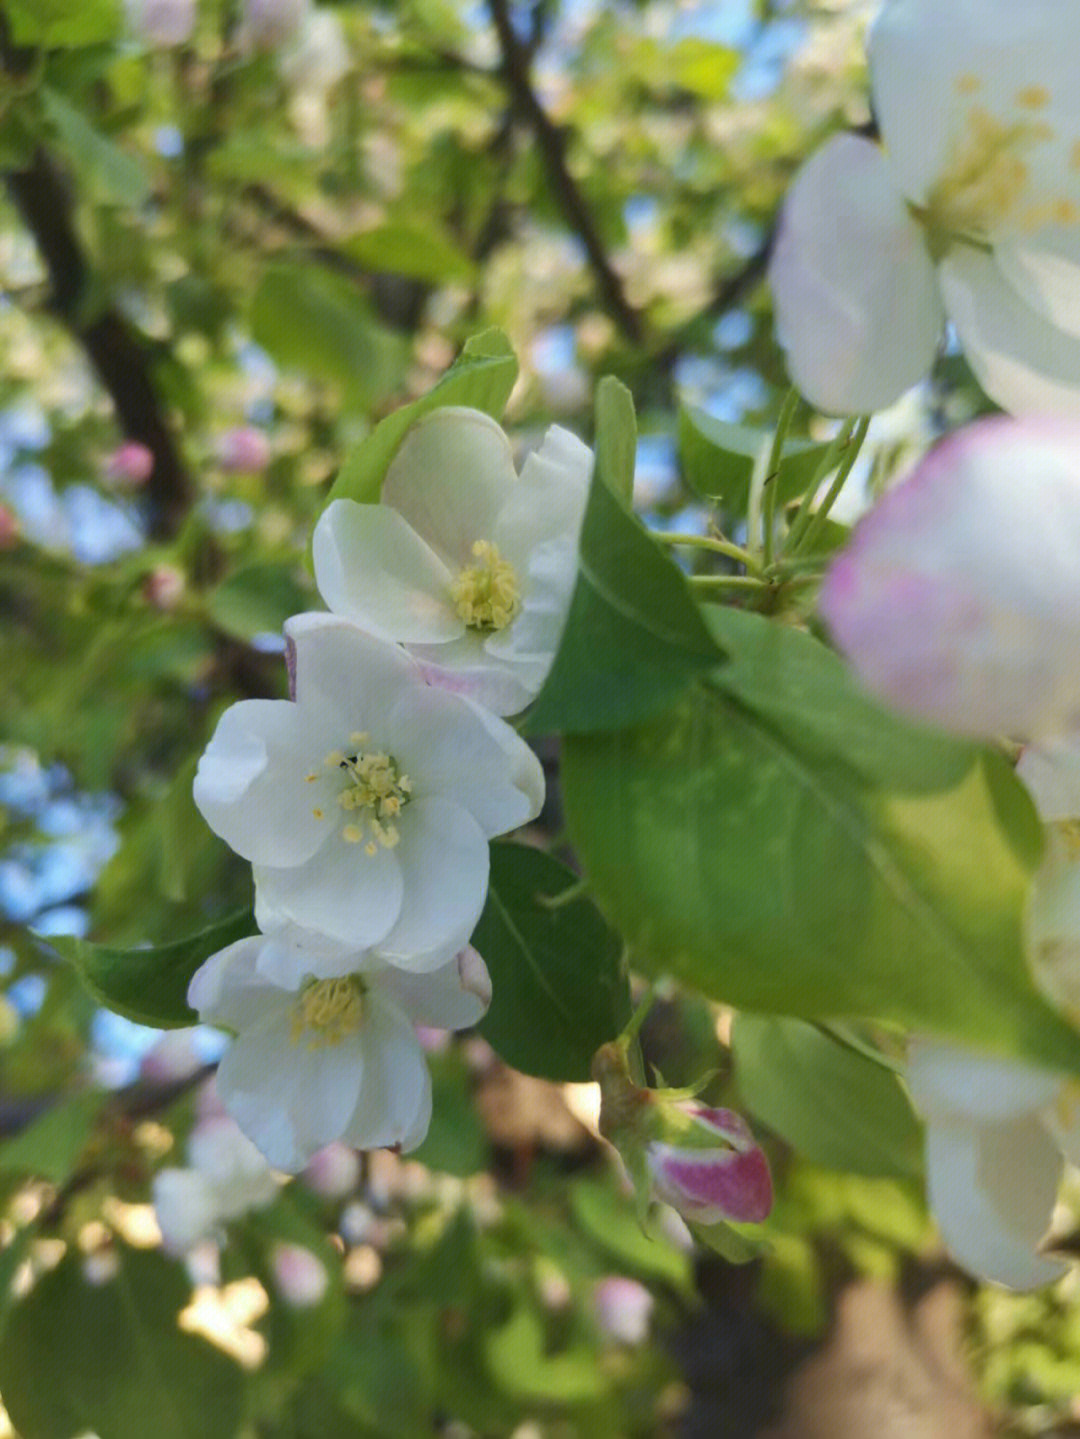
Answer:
770, 0, 1080, 415
193, 614, 543, 959
152, 1113, 279, 1255
907, 1039, 1080, 1289
312, 407, 592, 716
187, 924, 492, 1171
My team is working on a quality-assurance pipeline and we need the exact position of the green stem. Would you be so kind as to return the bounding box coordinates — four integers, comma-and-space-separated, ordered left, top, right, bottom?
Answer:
793, 415, 871, 555
654, 531, 761, 571
762, 387, 800, 569
783, 417, 856, 553
689, 574, 767, 595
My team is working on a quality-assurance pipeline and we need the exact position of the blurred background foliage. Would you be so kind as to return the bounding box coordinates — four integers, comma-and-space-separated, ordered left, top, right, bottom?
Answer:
0, 0, 1074, 1434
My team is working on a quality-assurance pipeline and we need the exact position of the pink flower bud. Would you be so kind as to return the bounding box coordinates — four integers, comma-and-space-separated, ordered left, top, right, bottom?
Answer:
238, 0, 309, 53
143, 564, 186, 611
457, 945, 492, 1011
302, 1142, 361, 1199
646, 1105, 773, 1225
125, 0, 195, 46
820, 417, 1080, 741
216, 426, 271, 474
271, 1243, 329, 1307
0, 504, 19, 550
593, 1276, 653, 1344
106, 441, 155, 488
139, 1029, 204, 1083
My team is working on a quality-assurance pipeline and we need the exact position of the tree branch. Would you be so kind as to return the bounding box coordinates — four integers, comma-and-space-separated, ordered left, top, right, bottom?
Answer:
5, 147, 195, 540
487, 0, 643, 343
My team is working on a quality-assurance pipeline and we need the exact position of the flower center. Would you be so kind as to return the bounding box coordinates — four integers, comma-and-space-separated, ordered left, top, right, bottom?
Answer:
290, 975, 365, 1050
450, 540, 521, 631
923, 103, 1073, 249
309, 735, 412, 856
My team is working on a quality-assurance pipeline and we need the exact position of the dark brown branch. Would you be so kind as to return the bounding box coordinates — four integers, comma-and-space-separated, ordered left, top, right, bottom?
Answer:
488, 0, 643, 343
5, 148, 194, 540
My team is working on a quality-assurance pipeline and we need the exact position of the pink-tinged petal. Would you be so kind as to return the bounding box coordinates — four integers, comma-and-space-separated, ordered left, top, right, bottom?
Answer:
193, 699, 330, 867
769, 134, 943, 415
253, 832, 404, 950
648, 1140, 773, 1225
373, 798, 489, 970
312, 501, 462, 644
924, 1112, 1066, 1289
389, 684, 544, 834
687, 1106, 756, 1146
409, 639, 540, 718
939, 248, 1080, 416
820, 416, 1080, 739
382, 407, 517, 570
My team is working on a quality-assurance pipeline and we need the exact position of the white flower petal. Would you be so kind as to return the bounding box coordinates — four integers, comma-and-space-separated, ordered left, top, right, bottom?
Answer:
251, 925, 363, 988
188, 938, 272, 1029
382, 407, 517, 569
312, 501, 462, 643
389, 685, 544, 835
254, 832, 403, 950
375, 797, 489, 969
376, 946, 492, 1030
907, 1039, 1061, 1124
996, 229, 1080, 341
939, 247, 1080, 416
924, 1113, 1066, 1289
484, 536, 579, 667
152, 1169, 220, 1255
409, 638, 540, 717
1026, 847, 1080, 1021
1017, 737, 1080, 822
284, 613, 421, 741
193, 700, 329, 867
869, 0, 1080, 210
493, 425, 591, 569
217, 1008, 364, 1171
343, 994, 432, 1152
769, 134, 943, 414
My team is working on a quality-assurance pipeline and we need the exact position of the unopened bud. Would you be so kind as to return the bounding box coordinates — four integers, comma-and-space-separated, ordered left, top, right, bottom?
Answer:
594, 1276, 653, 1345
125, 0, 196, 46
302, 1142, 361, 1199
457, 945, 492, 1011
238, 0, 309, 53
646, 1105, 773, 1225
271, 1242, 329, 1307
0, 504, 19, 550
143, 564, 186, 611
216, 426, 272, 474
106, 441, 155, 488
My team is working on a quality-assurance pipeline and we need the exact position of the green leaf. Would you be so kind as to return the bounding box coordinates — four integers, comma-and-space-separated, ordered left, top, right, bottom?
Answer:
41, 90, 151, 208
679, 405, 831, 513
342, 222, 476, 283
570, 1181, 692, 1291
46, 909, 256, 1029
251, 263, 409, 410
732, 1015, 923, 1178
0, 1091, 106, 1184
562, 609, 1080, 1072
207, 562, 316, 643
326, 328, 518, 506
524, 468, 722, 734
474, 843, 630, 1082
485, 1307, 608, 1405
593, 375, 636, 506
4, 0, 119, 46
0, 1246, 244, 1439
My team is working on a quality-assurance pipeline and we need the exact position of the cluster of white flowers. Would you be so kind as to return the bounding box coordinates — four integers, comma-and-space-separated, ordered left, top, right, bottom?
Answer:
189, 407, 592, 1172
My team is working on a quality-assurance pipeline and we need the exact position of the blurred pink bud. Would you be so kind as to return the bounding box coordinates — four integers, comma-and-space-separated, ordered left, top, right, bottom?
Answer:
139, 1029, 204, 1083
415, 1025, 451, 1054
646, 1105, 773, 1226
106, 441, 155, 487
272, 1243, 329, 1307
457, 945, 492, 1011
143, 564, 186, 611
217, 426, 271, 474
594, 1276, 653, 1345
125, 0, 196, 46
302, 1142, 361, 1199
820, 417, 1080, 741
239, 0, 309, 52
0, 504, 19, 550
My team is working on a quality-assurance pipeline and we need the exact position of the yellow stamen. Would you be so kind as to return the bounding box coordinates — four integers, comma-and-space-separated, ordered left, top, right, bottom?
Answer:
290, 976, 364, 1050
331, 745, 412, 855
450, 540, 521, 631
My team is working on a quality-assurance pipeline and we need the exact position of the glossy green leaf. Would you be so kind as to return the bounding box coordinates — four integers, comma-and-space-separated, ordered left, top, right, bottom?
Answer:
525, 468, 722, 734
562, 610, 1080, 1072
47, 909, 256, 1029
732, 1015, 923, 1178
593, 374, 636, 506
0, 1246, 244, 1439
474, 843, 630, 1082
678, 405, 830, 513
207, 562, 316, 643
41, 90, 151, 208
251, 264, 408, 410
326, 328, 518, 506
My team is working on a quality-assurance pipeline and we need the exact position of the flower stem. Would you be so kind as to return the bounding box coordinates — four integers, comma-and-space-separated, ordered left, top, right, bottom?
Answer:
762, 387, 800, 569
689, 574, 768, 596
783, 416, 860, 554
791, 416, 871, 555
653, 531, 761, 572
